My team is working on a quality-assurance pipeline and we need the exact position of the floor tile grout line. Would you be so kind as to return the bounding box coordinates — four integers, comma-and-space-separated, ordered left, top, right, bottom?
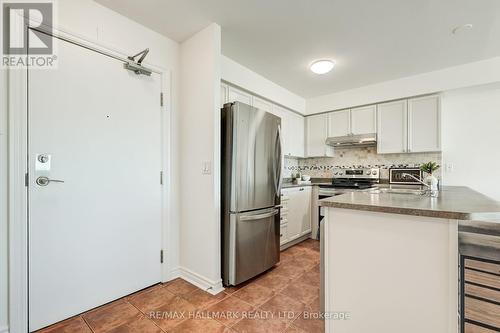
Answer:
39, 240, 319, 332
125, 299, 169, 333
80, 314, 96, 333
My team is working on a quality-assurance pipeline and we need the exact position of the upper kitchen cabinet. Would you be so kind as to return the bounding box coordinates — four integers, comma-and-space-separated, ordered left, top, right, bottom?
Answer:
351, 105, 377, 135
220, 83, 305, 158
377, 95, 441, 154
253, 96, 273, 113
377, 100, 408, 154
274, 105, 304, 158
327, 106, 376, 138
306, 113, 334, 157
227, 85, 253, 105
327, 109, 350, 137
408, 95, 441, 152
286, 112, 305, 158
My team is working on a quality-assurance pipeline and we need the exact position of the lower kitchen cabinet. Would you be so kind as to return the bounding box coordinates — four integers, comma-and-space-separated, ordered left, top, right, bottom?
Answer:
280, 224, 288, 246
280, 186, 312, 246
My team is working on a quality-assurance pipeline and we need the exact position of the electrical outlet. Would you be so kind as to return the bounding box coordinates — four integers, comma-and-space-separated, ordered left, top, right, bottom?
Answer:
202, 161, 211, 175
445, 163, 454, 173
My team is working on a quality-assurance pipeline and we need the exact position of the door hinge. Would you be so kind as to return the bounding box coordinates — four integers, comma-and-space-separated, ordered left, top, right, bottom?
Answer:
160, 92, 164, 107
25, 173, 29, 187
160, 171, 163, 185
160, 250, 164, 263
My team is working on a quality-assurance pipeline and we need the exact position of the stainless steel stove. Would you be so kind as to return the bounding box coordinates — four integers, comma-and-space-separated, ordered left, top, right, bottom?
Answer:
319, 168, 380, 196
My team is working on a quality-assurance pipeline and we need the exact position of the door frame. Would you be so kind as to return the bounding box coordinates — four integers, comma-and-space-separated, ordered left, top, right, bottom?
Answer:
7, 15, 174, 333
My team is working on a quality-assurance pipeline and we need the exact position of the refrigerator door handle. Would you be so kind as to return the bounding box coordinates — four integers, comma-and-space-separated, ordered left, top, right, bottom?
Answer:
240, 209, 279, 221
274, 124, 283, 195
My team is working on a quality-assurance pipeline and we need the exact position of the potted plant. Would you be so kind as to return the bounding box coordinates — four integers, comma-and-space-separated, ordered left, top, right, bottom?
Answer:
420, 162, 440, 196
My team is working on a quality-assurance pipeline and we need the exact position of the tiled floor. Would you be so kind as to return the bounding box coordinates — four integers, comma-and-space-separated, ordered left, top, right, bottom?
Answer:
38, 239, 322, 333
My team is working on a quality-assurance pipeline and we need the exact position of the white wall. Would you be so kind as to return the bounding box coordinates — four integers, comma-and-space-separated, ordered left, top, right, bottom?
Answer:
441, 82, 500, 201
0, 53, 8, 333
0, 0, 181, 331
179, 23, 223, 292
222, 55, 306, 114
307, 56, 500, 114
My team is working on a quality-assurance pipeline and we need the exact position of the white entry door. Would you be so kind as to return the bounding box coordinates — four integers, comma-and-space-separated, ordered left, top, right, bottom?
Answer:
28, 35, 163, 331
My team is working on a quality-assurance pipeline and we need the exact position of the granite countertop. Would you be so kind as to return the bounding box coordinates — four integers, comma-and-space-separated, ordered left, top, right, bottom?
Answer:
282, 178, 331, 189
319, 186, 500, 220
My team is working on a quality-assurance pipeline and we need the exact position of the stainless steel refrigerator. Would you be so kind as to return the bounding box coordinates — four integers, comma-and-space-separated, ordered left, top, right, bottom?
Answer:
221, 101, 282, 286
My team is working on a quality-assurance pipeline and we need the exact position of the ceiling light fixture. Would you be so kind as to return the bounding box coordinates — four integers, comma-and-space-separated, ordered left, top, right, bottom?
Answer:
452, 24, 473, 35
310, 60, 335, 74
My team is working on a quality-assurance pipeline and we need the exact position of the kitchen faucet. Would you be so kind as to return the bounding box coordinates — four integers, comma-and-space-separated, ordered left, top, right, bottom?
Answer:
402, 173, 439, 197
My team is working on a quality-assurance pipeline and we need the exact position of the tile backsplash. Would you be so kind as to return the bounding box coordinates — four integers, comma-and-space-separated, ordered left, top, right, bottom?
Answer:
284, 146, 442, 180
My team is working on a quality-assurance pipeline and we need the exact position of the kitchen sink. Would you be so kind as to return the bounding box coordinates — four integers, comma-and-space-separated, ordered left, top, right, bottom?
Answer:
370, 188, 427, 195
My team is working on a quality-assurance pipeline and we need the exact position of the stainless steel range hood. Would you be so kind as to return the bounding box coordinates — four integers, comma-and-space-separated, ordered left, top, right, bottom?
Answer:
325, 133, 377, 148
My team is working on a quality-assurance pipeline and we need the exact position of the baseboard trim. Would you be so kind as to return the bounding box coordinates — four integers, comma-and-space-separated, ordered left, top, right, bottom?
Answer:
280, 232, 311, 251
169, 266, 181, 280
178, 267, 224, 295
0, 325, 9, 333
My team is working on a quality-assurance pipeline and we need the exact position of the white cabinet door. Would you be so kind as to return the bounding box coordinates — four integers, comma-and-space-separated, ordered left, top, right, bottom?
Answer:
280, 224, 288, 246
220, 83, 228, 107
284, 187, 311, 242
272, 105, 289, 157
299, 187, 312, 235
408, 95, 441, 152
327, 109, 350, 137
351, 105, 377, 135
275, 106, 304, 158
306, 113, 333, 157
377, 100, 408, 154
288, 112, 305, 157
227, 86, 253, 105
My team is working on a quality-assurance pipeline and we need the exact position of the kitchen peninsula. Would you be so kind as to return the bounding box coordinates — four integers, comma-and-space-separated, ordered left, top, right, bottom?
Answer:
320, 186, 500, 333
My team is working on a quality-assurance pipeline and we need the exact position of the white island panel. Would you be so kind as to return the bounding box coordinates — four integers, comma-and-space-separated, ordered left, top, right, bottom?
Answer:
324, 208, 458, 333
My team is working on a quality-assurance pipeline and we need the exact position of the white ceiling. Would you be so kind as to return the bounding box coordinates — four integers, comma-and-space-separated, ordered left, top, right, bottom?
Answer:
96, 0, 500, 98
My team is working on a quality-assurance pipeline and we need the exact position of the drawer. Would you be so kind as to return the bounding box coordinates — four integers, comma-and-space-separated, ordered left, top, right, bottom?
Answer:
465, 259, 500, 275
465, 297, 500, 329
279, 225, 287, 245
465, 322, 498, 333
280, 194, 290, 201
465, 283, 500, 303
465, 269, 500, 290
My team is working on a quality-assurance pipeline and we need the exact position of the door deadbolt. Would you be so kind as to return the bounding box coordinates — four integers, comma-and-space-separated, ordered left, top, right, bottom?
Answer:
38, 154, 49, 163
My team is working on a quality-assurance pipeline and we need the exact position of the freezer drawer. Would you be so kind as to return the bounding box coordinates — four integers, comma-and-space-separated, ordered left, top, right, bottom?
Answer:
223, 208, 280, 286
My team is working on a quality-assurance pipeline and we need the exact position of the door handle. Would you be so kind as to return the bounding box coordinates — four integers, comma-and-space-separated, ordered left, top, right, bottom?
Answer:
36, 176, 65, 186
240, 209, 279, 221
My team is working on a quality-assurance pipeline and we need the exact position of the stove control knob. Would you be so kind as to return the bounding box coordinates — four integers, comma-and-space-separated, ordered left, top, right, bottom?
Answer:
334, 172, 338, 175
372, 170, 378, 175
366, 170, 372, 175
339, 172, 344, 176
